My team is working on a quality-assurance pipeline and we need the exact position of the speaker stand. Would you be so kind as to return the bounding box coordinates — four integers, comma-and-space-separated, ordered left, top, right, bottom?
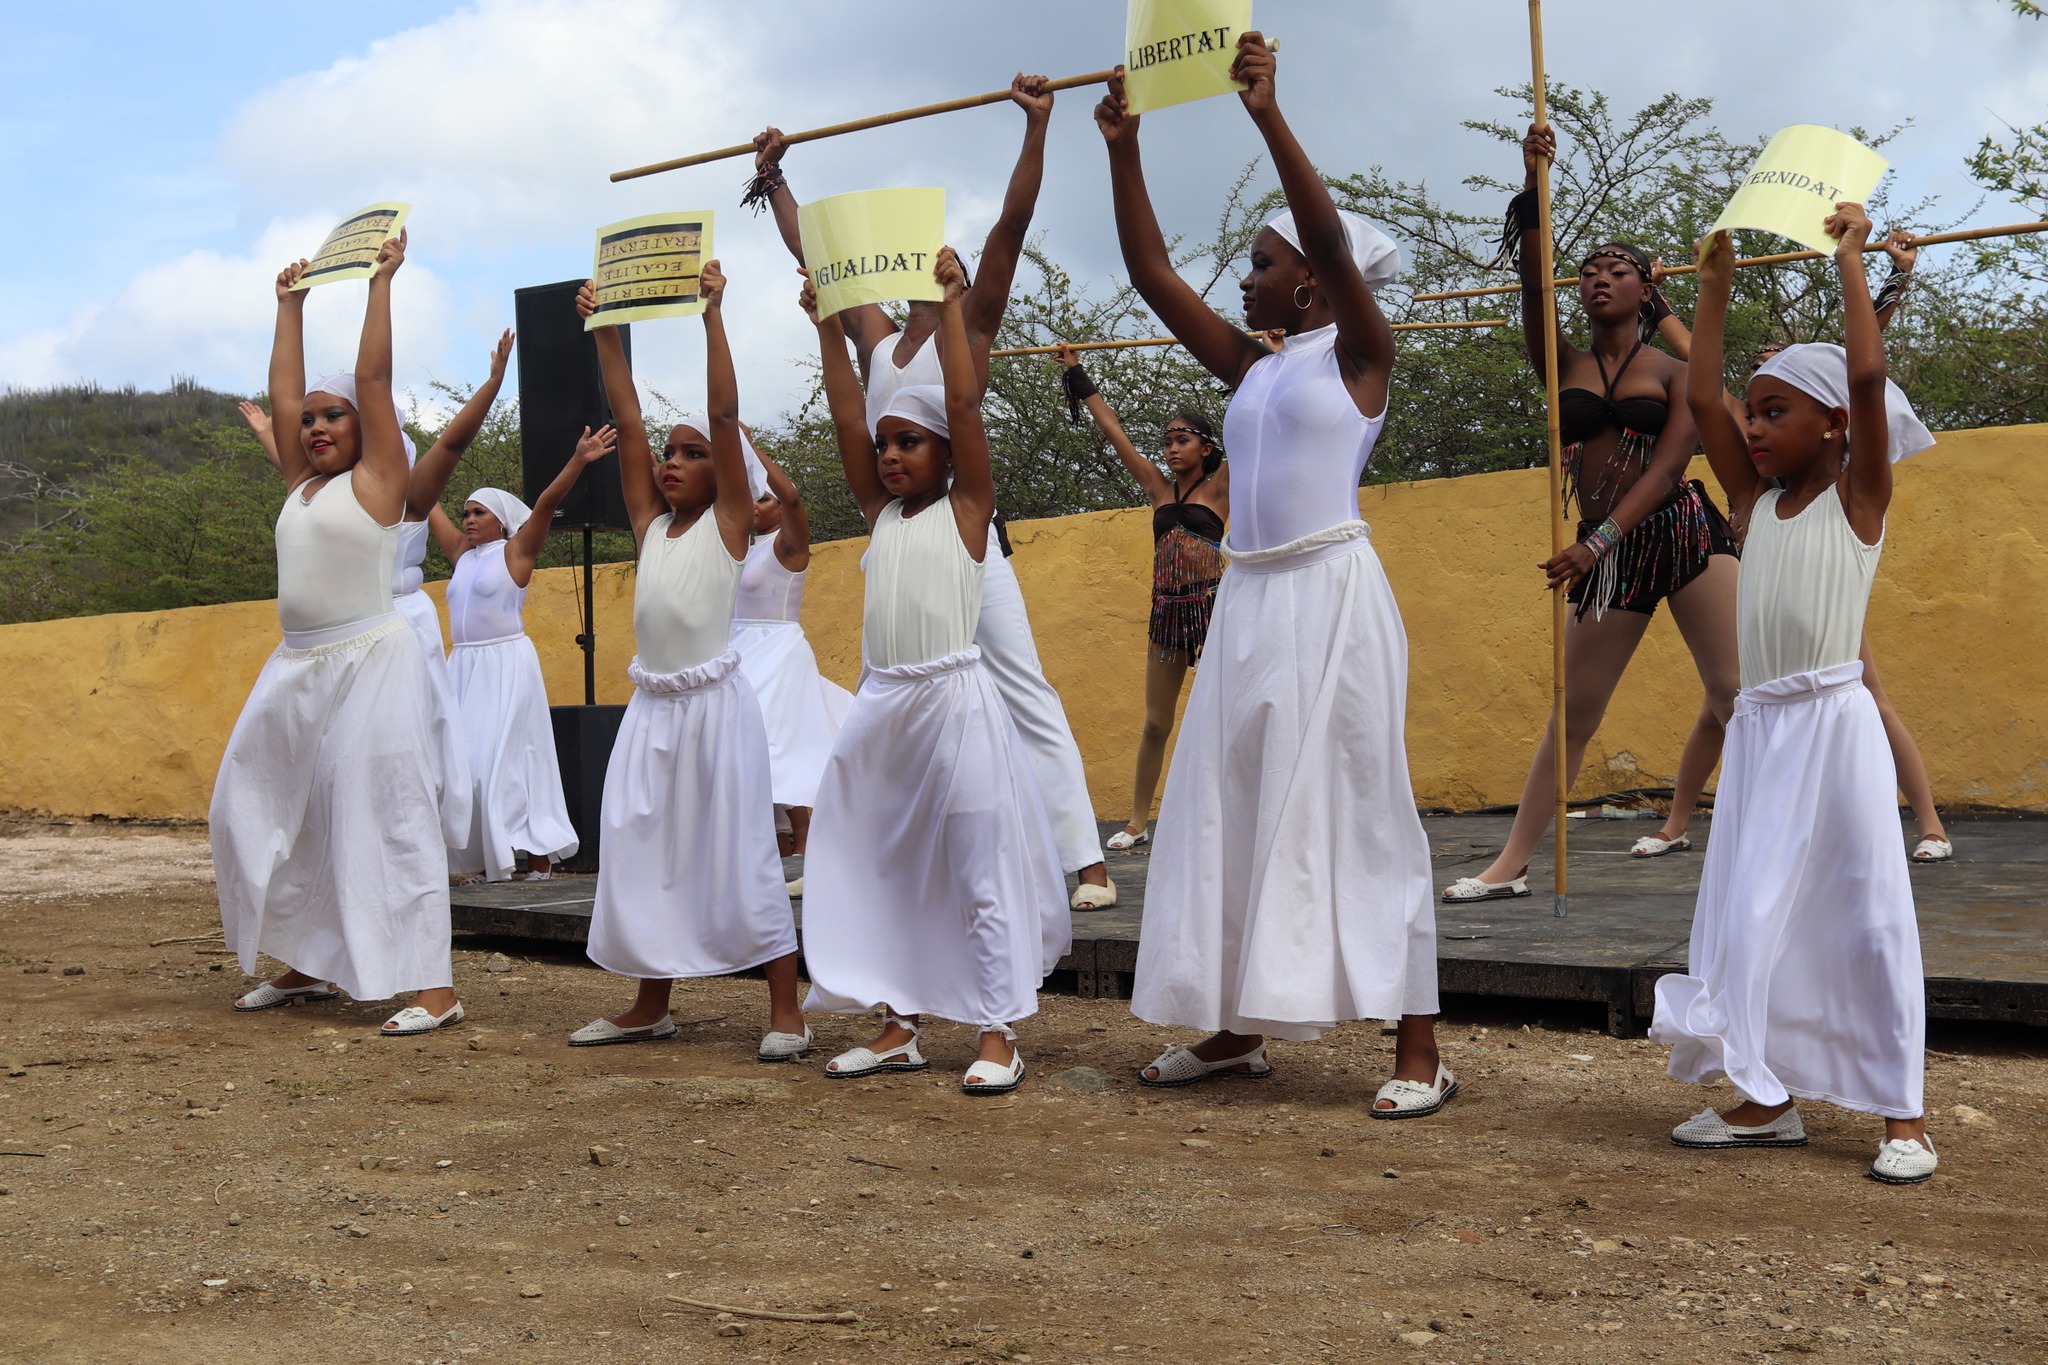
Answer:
576, 525, 596, 705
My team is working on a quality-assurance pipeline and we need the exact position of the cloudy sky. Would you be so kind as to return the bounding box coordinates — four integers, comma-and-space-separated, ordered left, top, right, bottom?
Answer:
3, 1, 2041, 420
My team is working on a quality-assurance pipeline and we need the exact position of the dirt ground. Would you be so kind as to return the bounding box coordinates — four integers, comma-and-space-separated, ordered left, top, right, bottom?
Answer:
2, 820, 2044, 1365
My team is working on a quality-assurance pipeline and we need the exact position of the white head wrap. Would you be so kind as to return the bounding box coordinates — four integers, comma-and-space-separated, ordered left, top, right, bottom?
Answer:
1262, 209, 1401, 290
465, 487, 533, 538
1752, 343, 1935, 465
305, 371, 418, 466
872, 385, 951, 442
675, 412, 768, 500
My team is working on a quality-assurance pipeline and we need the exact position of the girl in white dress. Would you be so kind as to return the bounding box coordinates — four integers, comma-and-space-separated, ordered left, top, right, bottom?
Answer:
728, 440, 852, 869
1094, 36, 1451, 1112
212, 231, 471, 1037
568, 264, 808, 1059
798, 249, 1068, 1095
1652, 206, 1936, 1184
435, 427, 612, 883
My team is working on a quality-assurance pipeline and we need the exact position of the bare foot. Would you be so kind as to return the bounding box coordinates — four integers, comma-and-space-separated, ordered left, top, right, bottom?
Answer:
1720, 1097, 1795, 1127
1373, 1016, 1443, 1110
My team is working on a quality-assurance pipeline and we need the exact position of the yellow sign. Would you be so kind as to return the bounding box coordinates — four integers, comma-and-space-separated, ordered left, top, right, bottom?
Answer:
293, 202, 411, 290
1711, 125, 1888, 255
586, 212, 713, 329
797, 188, 946, 322
1123, 0, 1253, 115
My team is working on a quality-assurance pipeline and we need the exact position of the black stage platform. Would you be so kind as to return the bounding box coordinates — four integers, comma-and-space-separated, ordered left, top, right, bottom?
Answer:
449, 812, 2048, 1036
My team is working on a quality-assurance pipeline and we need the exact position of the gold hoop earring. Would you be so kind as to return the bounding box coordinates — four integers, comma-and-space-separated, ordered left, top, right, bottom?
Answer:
1293, 283, 1314, 309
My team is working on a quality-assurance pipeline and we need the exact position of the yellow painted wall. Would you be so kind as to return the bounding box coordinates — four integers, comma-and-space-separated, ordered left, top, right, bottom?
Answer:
4, 424, 2043, 823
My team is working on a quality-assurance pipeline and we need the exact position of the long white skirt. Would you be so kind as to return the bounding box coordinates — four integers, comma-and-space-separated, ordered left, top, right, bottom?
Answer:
803, 646, 1070, 1029
976, 548, 1104, 874
1650, 661, 1924, 1118
1133, 523, 1439, 1041
730, 618, 852, 810
585, 651, 797, 980
447, 633, 578, 880
211, 614, 466, 1001
395, 586, 472, 841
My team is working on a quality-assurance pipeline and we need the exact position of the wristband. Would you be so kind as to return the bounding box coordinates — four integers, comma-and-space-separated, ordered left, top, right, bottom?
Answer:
741, 164, 787, 216
1489, 187, 1540, 269
1061, 363, 1098, 426
1873, 265, 1912, 315
1581, 516, 1623, 559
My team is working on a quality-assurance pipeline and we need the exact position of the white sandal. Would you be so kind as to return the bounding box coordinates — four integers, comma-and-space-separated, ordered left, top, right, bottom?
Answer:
825, 1016, 928, 1078
756, 1026, 813, 1062
1071, 876, 1118, 911
1106, 826, 1150, 851
568, 1015, 678, 1047
962, 1050, 1026, 1095
380, 1001, 465, 1036
233, 979, 339, 1011
1441, 872, 1530, 903
1138, 1041, 1273, 1088
1631, 833, 1692, 858
1911, 837, 1953, 863
1370, 1062, 1459, 1120
785, 875, 804, 898
1870, 1134, 1939, 1184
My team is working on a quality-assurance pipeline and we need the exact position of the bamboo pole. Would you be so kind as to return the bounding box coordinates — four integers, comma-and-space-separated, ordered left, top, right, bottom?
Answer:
989, 318, 1505, 358
1528, 0, 1569, 919
1408, 219, 2048, 303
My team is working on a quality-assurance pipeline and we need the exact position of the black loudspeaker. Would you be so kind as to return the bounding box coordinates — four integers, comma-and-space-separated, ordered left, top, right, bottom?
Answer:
515, 280, 632, 530
551, 704, 627, 872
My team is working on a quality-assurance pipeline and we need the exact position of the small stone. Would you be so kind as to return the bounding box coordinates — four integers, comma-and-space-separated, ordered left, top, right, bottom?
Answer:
1950, 1104, 1994, 1127
1319, 1148, 1335, 1158
435, 1159, 454, 1169
518, 1285, 542, 1298
1454, 1229, 1482, 1244
62, 965, 85, 976
222, 1083, 235, 1092
715, 1323, 746, 1337
483, 953, 514, 974
1051, 1066, 1113, 1093
360, 1155, 382, 1171
615, 1214, 632, 1227
1180, 1138, 1212, 1149
857, 1188, 877, 1199
202, 1278, 228, 1289
227, 1214, 242, 1227
589, 1146, 616, 1167
1383, 1169, 1399, 1179
346, 1225, 371, 1238
1568, 1053, 1594, 1062
1591, 1239, 1620, 1254
878, 1282, 895, 1291
1020, 1248, 1034, 1258
1398, 1330, 1439, 1346
467, 1036, 487, 1052
436, 1252, 449, 1262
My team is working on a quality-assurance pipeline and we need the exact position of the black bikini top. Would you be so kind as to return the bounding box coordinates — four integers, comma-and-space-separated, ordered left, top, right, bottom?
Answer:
1153, 475, 1225, 544
1558, 340, 1668, 446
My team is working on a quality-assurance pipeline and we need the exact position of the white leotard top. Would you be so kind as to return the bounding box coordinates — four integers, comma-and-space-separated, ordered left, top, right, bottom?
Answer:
862, 328, 944, 436
633, 511, 743, 674
862, 497, 982, 669
1219, 325, 1387, 553
734, 535, 804, 623
446, 539, 526, 645
275, 471, 396, 634
1736, 486, 1883, 690
392, 518, 430, 596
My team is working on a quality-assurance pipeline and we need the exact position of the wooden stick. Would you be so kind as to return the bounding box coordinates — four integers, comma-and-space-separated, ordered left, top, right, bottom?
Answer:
612, 69, 1118, 181
612, 45, 1281, 181
1409, 219, 2048, 303
663, 1296, 859, 1325
989, 319, 1505, 358
150, 933, 225, 948
1529, 0, 1569, 919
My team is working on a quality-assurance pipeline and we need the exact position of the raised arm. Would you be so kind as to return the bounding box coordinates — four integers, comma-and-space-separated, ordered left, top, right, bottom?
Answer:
1232, 33, 1392, 413
1685, 230, 1761, 521
409, 329, 512, 516
266, 260, 315, 489
237, 400, 283, 472
427, 502, 466, 562
577, 280, 664, 548
752, 127, 898, 365
960, 75, 1054, 374
1056, 343, 1168, 504
1095, 71, 1266, 387
698, 260, 756, 561
937, 248, 993, 562
505, 424, 616, 587
750, 435, 812, 570
1874, 228, 1917, 332
1514, 124, 1574, 380
1833, 204, 1891, 543
801, 273, 889, 528
351, 229, 410, 525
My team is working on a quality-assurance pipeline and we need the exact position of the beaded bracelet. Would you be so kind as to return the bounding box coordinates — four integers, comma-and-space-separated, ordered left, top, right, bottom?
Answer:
740, 164, 787, 215
1582, 517, 1623, 559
